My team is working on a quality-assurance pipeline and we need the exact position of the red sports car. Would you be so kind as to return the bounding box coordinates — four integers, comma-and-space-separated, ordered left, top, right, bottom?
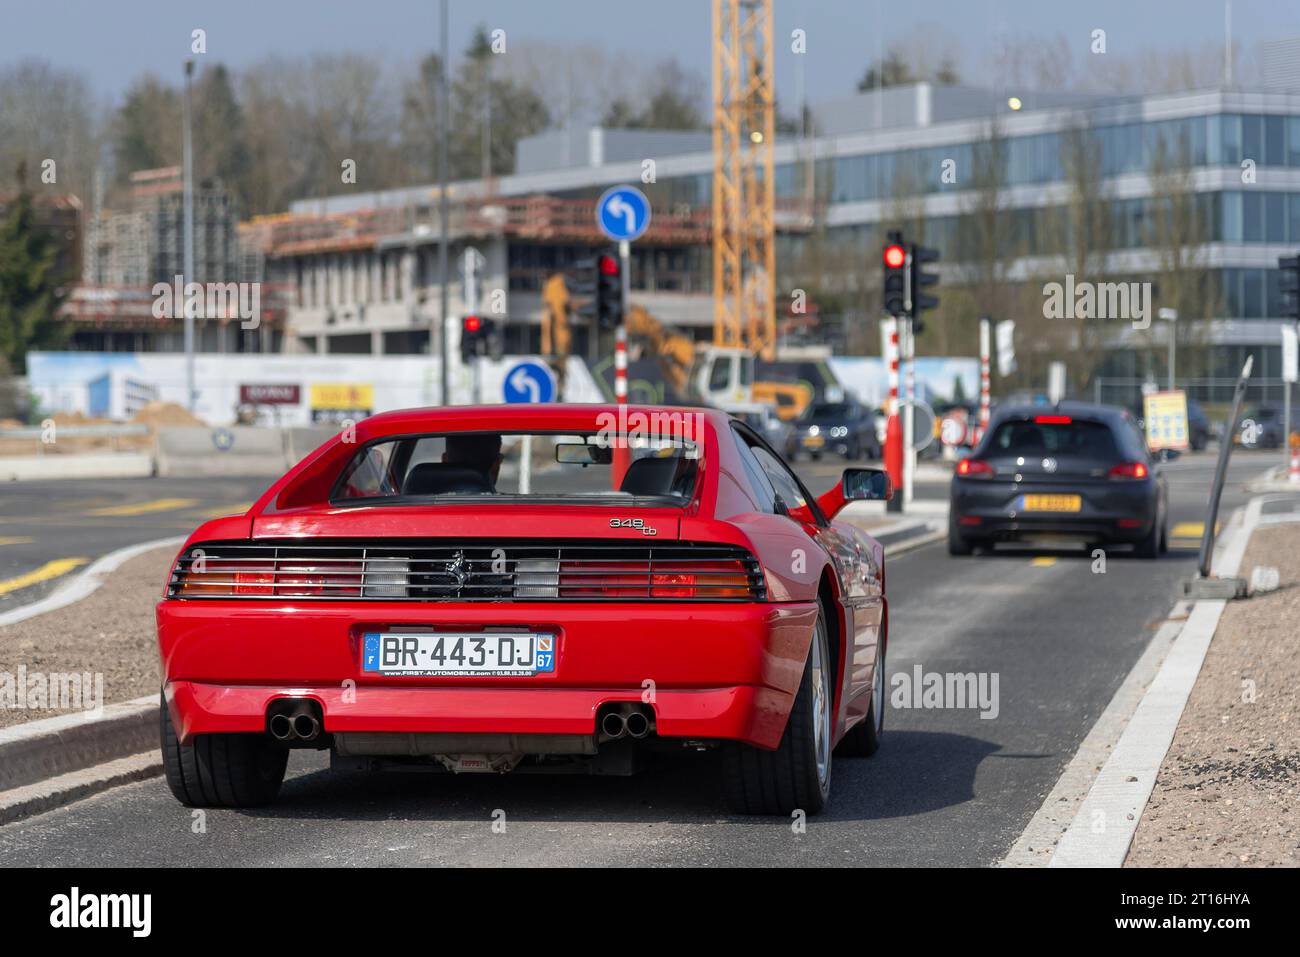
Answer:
157, 404, 891, 815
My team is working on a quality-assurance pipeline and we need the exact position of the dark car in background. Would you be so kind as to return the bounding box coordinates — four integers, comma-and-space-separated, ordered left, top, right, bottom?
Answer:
1186, 398, 1211, 450
794, 399, 881, 461
948, 402, 1168, 558
1238, 403, 1299, 449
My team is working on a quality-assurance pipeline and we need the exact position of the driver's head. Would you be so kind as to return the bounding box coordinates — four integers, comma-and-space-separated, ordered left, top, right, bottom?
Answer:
443, 432, 504, 487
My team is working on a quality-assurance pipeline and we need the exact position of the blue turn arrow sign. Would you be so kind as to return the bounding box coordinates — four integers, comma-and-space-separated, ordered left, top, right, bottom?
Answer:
502, 360, 556, 404
596, 185, 651, 242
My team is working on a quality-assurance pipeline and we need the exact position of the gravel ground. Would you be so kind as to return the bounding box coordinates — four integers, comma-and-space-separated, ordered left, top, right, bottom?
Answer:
1127, 523, 1300, 867
0, 547, 172, 729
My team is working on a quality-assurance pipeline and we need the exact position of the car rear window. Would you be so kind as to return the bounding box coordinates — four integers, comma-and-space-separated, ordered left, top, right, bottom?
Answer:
987, 418, 1120, 460
333, 429, 701, 505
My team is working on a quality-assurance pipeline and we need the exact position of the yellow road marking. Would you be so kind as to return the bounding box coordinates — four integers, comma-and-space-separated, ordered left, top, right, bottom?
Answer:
90, 498, 198, 517
1171, 521, 1218, 539
0, 557, 88, 595
0, 537, 34, 546
1030, 556, 1058, 567
196, 502, 253, 518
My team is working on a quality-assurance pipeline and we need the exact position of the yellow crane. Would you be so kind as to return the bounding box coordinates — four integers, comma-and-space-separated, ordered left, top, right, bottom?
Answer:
712, 0, 776, 360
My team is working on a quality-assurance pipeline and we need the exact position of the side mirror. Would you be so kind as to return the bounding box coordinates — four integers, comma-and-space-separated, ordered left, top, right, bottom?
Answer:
814, 467, 893, 519
843, 467, 893, 502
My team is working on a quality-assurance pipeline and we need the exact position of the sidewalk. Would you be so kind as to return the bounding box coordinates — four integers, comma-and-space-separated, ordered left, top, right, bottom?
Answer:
1125, 521, 1300, 867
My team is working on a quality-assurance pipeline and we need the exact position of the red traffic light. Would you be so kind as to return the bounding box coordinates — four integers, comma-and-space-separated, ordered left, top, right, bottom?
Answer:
598, 254, 619, 276
463, 315, 482, 333
883, 244, 906, 269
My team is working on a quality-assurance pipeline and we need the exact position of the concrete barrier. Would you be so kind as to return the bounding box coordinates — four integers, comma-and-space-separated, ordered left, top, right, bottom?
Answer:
155, 426, 289, 477
0, 452, 154, 481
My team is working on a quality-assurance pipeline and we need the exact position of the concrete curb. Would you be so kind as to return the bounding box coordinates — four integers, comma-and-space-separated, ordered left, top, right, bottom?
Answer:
0, 752, 162, 826
0, 536, 184, 628
1044, 496, 1265, 867
0, 695, 158, 793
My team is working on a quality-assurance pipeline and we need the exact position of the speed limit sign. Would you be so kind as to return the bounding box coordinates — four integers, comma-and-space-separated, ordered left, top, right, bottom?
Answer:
940, 410, 970, 448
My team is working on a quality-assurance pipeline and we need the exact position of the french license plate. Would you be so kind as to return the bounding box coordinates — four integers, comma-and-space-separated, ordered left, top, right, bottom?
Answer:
1020, 494, 1082, 513
803, 435, 825, 448
362, 632, 556, 676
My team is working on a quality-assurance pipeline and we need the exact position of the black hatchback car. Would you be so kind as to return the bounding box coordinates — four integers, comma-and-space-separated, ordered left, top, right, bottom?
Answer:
793, 399, 881, 461
948, 402, 1168, 557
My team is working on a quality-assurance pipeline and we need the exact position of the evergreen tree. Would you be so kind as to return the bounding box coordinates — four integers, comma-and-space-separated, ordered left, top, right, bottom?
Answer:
0, 165, 69, 372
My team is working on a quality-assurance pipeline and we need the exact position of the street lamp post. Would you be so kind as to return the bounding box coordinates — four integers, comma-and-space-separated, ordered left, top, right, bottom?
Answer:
437, 0, 450, 407
1158, 307, 1178, 391
182, 59, 195, 412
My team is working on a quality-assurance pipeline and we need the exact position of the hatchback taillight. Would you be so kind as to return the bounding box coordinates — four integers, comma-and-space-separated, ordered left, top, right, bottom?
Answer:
956, 458, 995, 479
1107, 462, 1149, 480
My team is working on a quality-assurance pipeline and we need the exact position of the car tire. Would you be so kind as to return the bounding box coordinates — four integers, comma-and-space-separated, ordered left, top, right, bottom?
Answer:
810, 451, 822, 462
947, 514, 974, 556
160, 691, 288, 808
845, 440, 860, 461
723, 607, 833, 815
1134, 514, 1163, 560
835, 638, 884, 758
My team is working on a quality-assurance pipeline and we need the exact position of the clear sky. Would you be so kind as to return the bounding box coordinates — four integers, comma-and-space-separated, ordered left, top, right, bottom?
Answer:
2, 0, 1296, 106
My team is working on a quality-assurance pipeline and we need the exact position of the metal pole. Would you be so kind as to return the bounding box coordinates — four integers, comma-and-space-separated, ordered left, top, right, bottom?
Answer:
1168, 329, 1176, 391
437, 0, 451, 406
1197, 355, 1252, 579
978, 317, 991, 439
182, 60, 195, 412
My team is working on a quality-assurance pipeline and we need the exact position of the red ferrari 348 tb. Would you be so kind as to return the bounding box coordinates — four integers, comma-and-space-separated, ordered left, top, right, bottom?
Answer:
157, 404, 892, 815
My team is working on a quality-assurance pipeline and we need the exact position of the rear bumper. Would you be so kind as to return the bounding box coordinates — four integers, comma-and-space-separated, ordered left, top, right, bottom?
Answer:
157, 600, 817, 750
950, 478, 1158, 543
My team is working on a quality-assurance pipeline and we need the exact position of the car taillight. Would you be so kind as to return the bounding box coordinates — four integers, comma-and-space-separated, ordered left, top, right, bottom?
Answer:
174, 563, 275, 597
557, 559, 752, 598
1107, 462, 1149, 480
275, 562, 364, 597
653, 561, 752, 598
956, 458, 995, 479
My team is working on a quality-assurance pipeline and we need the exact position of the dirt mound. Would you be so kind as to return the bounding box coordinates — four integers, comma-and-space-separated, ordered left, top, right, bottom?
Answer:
131, 401, 205, 428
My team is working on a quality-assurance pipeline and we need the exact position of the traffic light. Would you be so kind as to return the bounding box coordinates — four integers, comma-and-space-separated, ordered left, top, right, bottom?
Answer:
460, 314, 495, 363
574, 250, 624, 330
882, 231, 907, 317
909, 243, 940, 335
1280, 254, 1300, 321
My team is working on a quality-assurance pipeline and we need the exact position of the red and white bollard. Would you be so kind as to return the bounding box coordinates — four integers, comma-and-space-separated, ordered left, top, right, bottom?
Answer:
1289, 436, 1299, 485
883, 317, 903, 510
612, 325, 630, 488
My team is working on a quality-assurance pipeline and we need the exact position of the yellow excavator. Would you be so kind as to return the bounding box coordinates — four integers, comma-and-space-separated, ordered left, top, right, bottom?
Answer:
542, 272, 759, 408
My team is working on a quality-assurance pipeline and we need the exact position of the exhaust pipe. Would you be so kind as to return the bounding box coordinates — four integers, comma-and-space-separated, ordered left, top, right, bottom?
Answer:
269, 713, 294, 741
292, 713, 320, 741
600, 711, 627, 739
624, 711, 650, 739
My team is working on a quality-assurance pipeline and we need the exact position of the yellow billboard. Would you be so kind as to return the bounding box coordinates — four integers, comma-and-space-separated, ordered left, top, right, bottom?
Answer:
1143, 390, 1189, 451
309, 383, 373, 423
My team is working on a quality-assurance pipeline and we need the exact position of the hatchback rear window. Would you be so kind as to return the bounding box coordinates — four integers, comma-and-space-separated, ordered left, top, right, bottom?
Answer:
987, 419, 1120, 459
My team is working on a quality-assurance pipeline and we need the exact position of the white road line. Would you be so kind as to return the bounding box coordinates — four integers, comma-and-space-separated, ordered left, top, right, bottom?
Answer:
0, 536, 184, 628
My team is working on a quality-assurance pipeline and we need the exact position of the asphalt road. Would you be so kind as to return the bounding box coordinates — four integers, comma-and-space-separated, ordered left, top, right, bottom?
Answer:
0, 476, 273, 608
0, 449, 1276, 866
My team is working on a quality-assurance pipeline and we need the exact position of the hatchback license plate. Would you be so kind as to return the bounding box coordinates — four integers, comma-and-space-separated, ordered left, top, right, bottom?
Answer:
362, 632, 556, 676
1020, 494, 1082, 512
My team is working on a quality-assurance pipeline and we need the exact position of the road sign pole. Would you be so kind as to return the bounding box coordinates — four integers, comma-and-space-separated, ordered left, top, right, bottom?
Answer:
519, 434, 533, 494
978, 318, 991, 442
613, 322, 630, 489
